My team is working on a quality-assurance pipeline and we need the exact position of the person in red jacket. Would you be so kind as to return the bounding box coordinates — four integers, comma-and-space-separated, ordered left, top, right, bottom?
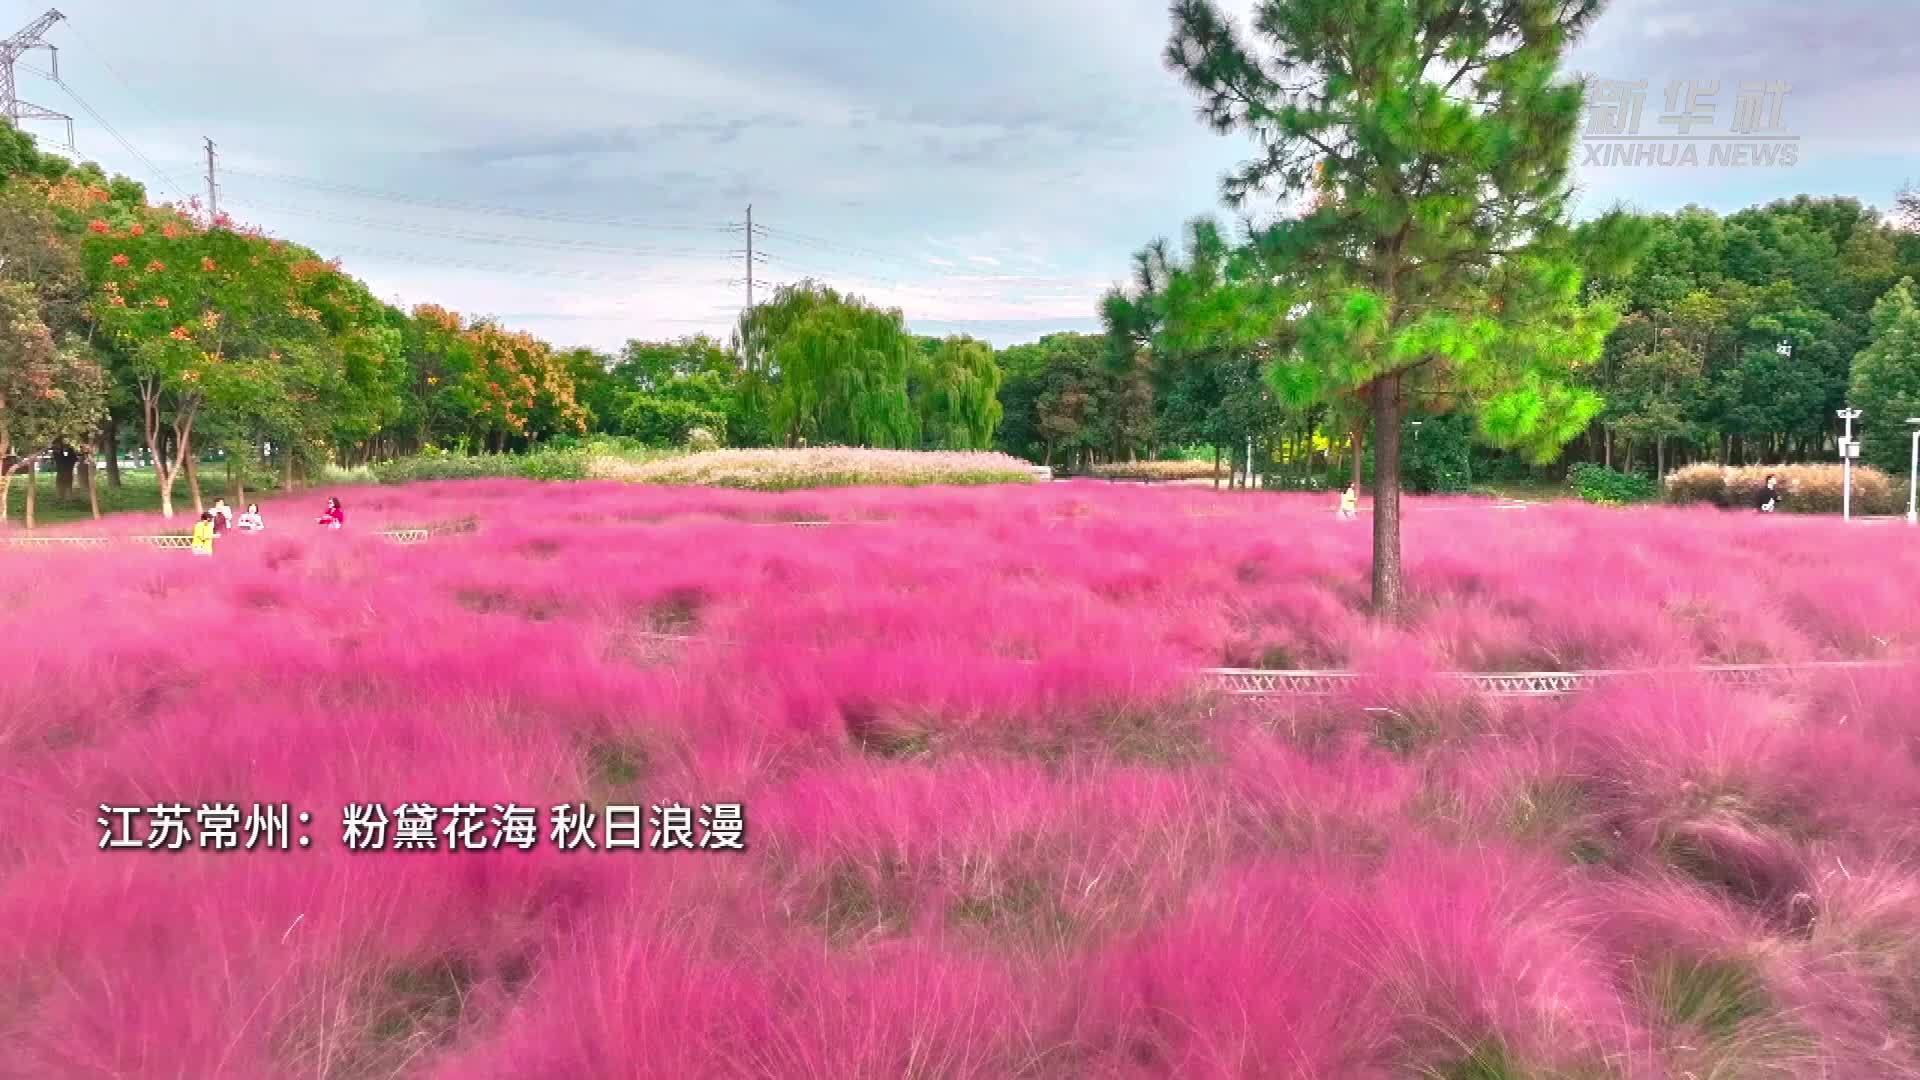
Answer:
317, 497, 345, 529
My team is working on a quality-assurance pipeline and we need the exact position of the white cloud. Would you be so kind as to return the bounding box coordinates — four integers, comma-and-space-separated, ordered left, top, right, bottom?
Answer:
26, 0, 1913, 352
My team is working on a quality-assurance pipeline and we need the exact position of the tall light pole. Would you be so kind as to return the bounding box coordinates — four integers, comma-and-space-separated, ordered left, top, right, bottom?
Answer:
1908, 418, 1920, 526
1838, 407, 1862, 521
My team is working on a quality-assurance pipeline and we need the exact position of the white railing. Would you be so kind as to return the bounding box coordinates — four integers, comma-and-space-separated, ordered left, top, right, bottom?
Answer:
7, 527, 458, 550
2, 535, 111, 549
1203, 660, 1898, 699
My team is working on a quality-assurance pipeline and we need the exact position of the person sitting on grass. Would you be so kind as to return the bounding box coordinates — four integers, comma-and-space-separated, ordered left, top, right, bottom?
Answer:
190, 512, 216, 556
316, 497, 345, 529
1755, 473, 1780, 514
236, 503, 264, 532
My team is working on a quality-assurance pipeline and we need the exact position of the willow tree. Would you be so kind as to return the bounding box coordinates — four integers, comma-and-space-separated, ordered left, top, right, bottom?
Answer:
737, 281, 918, 448
1166, 0, 1643, 617
914, 334, 1004, 449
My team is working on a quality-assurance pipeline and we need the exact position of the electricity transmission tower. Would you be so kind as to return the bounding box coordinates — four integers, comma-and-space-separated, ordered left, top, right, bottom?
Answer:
0, 10, 73, 151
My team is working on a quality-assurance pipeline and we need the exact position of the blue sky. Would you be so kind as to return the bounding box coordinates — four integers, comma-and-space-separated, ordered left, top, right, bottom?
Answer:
8, 0, 1915, 350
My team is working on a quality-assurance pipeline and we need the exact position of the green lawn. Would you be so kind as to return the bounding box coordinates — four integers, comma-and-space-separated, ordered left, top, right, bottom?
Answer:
1469, 480, 1576, 502
2, 465, 285, 528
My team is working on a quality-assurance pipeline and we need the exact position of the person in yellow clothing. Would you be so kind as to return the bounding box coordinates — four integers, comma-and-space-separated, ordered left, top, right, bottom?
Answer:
190, 511, 216, 556
1338, 483, 1358, 520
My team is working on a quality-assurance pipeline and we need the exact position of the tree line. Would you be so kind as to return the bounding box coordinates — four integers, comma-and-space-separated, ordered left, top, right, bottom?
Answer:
7, 14, 1920, 587
0, 127, 1007, 525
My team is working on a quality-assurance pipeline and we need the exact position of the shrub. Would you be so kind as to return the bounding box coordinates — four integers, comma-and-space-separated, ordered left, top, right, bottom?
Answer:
368, 446, 590, 485
1665, 463, 1897, 514
1569, 463, 1657, 505
369, 449, 519, 485
684, 427, 721, 454
589, 447, 1039, 490
617, 394, 728, 447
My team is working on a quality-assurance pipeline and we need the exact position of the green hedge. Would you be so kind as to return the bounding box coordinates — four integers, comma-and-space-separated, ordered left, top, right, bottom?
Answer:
1569, 463, 1658, 505
368, 446, 589, 485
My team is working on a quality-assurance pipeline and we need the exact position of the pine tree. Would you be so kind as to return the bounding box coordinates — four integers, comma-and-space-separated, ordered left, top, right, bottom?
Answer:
1165, 0, 1643, 617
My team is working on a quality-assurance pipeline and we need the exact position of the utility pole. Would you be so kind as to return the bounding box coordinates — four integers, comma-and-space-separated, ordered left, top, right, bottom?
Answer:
744, 203, 754, 312
203, 137, 218, 223
1838, 407, 1862, 521
1908, 418, 1920, 526
0, 10, 73, 151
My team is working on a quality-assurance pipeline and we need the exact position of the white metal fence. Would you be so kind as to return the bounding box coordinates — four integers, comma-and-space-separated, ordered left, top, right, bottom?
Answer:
1203, 660, 1898, 699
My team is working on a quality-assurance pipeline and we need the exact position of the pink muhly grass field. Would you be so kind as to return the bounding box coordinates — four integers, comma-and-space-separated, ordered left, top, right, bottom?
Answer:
4, 478, 1920, 1077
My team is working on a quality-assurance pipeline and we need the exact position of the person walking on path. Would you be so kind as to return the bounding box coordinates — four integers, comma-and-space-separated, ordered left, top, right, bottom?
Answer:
190, 512, 216, 556
1338, 483, 1359, 520
210, 498, 233, 536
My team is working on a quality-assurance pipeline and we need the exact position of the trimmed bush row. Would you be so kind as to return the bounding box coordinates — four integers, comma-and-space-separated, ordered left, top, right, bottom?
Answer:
1665, 463, 1898, 515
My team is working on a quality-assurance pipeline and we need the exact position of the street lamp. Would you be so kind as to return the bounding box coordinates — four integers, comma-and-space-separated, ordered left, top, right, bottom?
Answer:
1907, 418, 1920, 526
1838, 408, 1863, 521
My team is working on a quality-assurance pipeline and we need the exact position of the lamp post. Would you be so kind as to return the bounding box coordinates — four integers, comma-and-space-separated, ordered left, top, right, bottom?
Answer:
1838, 408, 1863, 521
1908, 418, 1920, 526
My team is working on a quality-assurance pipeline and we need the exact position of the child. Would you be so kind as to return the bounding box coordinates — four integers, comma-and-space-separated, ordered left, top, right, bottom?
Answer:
1338, 483, 1358, 520
317, 497, 345, 529
210, 498, 233, 536
190, 511, 216, 556
237, 503, 264, 532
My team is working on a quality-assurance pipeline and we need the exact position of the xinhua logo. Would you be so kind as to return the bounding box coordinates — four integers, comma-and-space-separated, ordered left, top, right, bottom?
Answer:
1577, 78, 1799, 168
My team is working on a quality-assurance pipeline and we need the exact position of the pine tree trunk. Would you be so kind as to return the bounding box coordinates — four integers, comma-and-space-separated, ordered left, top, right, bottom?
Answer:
284, 450, 296, 493
1350, 425, 1365, 492
86, 453, 100, 520
1370, 374, 1405, 621
1656, 436, 1666, 481
1213, 446, 1222, 490
24, 460, 36, 530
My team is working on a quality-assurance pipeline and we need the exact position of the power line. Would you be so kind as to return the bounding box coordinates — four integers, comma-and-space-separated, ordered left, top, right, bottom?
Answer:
207, 164, 742, 233
44, 71, 192, 202
753, 223, 947, 273
222, 196, 738, 260
317, 242, 731, 283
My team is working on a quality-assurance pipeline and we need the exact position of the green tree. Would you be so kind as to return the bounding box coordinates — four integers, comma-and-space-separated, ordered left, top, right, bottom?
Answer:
1104, 218, 1295, 479
1849, 278, 1920, 476
0, 280, 107, 526
913, 334, 1003, 450
996, 333, 1110, 467
1166, 0, 1641, 616
601, 336, 743, 445
737, 282, 918, 448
